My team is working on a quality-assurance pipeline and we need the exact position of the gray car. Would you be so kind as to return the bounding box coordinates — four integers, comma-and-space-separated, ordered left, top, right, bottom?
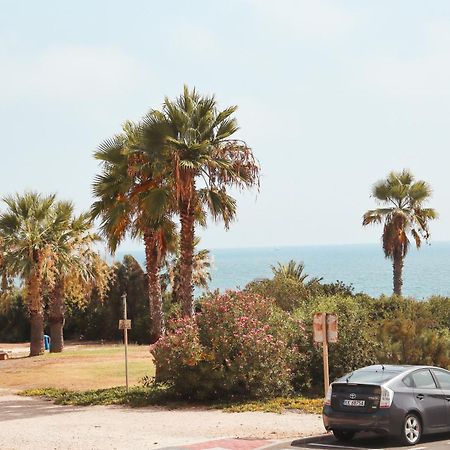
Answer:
322, 364, 450, 445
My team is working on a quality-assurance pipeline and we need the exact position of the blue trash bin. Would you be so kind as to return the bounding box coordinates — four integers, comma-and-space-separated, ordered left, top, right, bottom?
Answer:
44, 334, 50, 351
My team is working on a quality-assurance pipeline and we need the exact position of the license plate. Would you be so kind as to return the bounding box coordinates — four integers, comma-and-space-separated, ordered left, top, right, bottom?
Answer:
343, 399, 365, 407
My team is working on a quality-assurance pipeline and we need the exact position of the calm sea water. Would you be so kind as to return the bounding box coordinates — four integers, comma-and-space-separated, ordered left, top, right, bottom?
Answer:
120, 242, 450, 299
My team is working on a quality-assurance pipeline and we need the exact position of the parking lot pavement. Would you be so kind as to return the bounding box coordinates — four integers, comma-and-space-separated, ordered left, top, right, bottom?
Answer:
266, 432, 450, 450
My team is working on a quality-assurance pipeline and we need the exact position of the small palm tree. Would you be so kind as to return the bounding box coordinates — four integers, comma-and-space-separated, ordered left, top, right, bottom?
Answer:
0, 192, 67, 356
271, 260, 322, 286
163, 237, 212, 302
140, 86, 260, 316
48, 205, 110, 353
363, 170, 437, 296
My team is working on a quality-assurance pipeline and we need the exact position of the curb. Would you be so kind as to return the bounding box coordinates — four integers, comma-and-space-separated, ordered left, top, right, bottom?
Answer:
263, 433, 331, 449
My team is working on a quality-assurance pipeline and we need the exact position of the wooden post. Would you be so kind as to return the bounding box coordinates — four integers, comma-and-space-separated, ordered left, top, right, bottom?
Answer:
322, 313, 329, 396
122, 293, 129, 394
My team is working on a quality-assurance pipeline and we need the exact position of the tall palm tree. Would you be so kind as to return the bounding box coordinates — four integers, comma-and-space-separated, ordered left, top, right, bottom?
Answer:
140, 86, 260, 316
0, 192, 66, 356
363, 170, 437, 296
91, 122, 177, 343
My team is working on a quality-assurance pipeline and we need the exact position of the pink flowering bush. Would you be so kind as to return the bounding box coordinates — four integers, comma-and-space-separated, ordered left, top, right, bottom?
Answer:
151, 291, 299, 400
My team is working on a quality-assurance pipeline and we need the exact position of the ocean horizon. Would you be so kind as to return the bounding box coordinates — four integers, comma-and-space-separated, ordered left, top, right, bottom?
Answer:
117, 241, 450, 299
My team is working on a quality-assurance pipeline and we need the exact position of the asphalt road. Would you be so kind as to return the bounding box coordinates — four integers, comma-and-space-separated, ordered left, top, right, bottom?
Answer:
269, 432, 450, 450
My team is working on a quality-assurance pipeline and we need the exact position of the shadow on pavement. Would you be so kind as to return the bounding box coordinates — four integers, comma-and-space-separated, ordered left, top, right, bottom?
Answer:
0, 396, 83, 422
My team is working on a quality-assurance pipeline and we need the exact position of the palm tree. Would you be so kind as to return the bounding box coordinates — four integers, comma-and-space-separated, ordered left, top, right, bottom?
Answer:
92, 122, 177, 343
140, 86, 260, 316
0, 192, 66, 356
48, 206, 110, 353
271, 260, 322, 286
163, 237, 212, 303
363, 170, 437, 296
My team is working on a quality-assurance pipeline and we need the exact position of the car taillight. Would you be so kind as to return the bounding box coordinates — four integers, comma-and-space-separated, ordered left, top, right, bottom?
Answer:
379, 386, 394, 408
324, 386, 332, 406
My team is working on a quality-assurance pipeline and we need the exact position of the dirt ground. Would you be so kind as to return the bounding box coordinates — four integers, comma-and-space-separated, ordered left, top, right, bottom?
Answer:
0, 392, 325, 450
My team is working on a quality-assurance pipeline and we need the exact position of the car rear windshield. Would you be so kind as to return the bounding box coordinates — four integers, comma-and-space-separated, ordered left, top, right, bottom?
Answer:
337, 370, 399, 384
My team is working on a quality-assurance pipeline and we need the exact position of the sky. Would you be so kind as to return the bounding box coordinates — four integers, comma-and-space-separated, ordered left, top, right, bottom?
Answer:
1, 1, 450, 251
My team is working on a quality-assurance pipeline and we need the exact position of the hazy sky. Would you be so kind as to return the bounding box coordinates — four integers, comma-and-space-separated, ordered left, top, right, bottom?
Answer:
2, 1, 450, 251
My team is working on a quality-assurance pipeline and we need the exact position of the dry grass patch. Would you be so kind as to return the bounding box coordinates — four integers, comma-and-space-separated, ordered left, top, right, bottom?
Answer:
0, 342, 154, 391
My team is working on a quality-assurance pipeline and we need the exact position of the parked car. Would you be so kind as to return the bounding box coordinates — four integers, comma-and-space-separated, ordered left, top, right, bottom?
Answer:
323, 364, 450, 445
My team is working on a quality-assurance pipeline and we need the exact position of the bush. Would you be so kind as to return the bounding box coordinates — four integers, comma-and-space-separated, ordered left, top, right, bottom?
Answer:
151, 291, 299, 400
292, 295, 380, 390
377, 318, 450, 368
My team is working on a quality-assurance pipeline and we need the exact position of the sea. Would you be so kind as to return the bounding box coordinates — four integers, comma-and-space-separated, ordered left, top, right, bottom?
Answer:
118, 242, 450, 299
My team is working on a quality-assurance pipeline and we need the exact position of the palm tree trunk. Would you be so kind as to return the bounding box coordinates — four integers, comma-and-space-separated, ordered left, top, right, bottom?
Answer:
393, 250, 404, 296
171, 261, 180, 305
49, 279, 65, 353
30, 310, 44, 356
179, 202, 195, 317
144, 231, 164, 343
28, 273, 44, 357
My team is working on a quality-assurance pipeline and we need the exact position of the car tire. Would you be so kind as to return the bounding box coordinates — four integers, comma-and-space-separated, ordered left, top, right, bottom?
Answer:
401, 413, 422, 446
333, 430, 355, 442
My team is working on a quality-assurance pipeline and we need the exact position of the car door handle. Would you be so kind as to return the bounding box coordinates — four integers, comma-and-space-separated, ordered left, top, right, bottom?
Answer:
416, 394, 424, 400
446, 397, 450, 402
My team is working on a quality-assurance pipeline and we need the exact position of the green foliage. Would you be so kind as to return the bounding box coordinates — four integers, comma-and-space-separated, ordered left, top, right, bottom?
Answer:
377, 318, 450, 367
246, 260, 358, 312
65, 255, 150, 343
0, 291, 29, 342
20, 385, 173, 407
152, 291, 298, 400
246, 276, 310, 311
221, 396, 323, 414
21, 387, 322, 414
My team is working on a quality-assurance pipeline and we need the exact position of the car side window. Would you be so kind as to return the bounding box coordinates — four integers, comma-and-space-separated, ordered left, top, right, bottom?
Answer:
411, 370, 437, 389
432, 370, 450, 390
403, 374, 414, 388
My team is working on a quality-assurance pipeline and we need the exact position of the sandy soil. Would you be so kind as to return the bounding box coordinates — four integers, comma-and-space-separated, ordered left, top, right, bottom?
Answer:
0, 393, 325, 450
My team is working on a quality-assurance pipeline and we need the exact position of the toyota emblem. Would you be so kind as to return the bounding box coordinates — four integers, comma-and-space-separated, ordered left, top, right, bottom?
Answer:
349, 393, 356, 399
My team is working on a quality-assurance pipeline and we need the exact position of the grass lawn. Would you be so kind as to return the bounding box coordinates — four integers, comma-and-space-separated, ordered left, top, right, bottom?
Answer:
0, 342, 154, 391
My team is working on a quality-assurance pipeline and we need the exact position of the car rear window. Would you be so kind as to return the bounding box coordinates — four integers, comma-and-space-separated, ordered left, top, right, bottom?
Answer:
411, 370, 437, 389
432, 370, 450, 390
338, 370, 399, 384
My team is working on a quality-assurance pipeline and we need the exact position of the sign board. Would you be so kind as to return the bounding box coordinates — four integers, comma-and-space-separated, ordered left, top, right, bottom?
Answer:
326, 314, 338, 343
118, 319, 132, 330
313, 313, 325, 343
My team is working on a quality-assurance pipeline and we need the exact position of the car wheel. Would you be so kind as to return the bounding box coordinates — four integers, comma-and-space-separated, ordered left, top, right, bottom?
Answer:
333, 430, 355, 442
402, 413, 422, 445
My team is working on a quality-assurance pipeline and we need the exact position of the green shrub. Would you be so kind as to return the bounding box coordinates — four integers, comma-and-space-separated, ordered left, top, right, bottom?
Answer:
377, 318, 450, 368
151, 291, 298, 400
293, 295, 380, 389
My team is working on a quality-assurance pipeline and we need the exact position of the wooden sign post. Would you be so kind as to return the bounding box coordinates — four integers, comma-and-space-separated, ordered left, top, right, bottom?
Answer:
119, 294, 132, 393
313, 312, 338, 397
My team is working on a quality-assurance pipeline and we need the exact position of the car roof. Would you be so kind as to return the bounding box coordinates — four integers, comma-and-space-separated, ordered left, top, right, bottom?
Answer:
359, 364, 433, 372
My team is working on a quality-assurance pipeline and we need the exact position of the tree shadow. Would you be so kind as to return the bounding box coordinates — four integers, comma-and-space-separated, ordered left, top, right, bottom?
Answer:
0, 396, 84, 422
